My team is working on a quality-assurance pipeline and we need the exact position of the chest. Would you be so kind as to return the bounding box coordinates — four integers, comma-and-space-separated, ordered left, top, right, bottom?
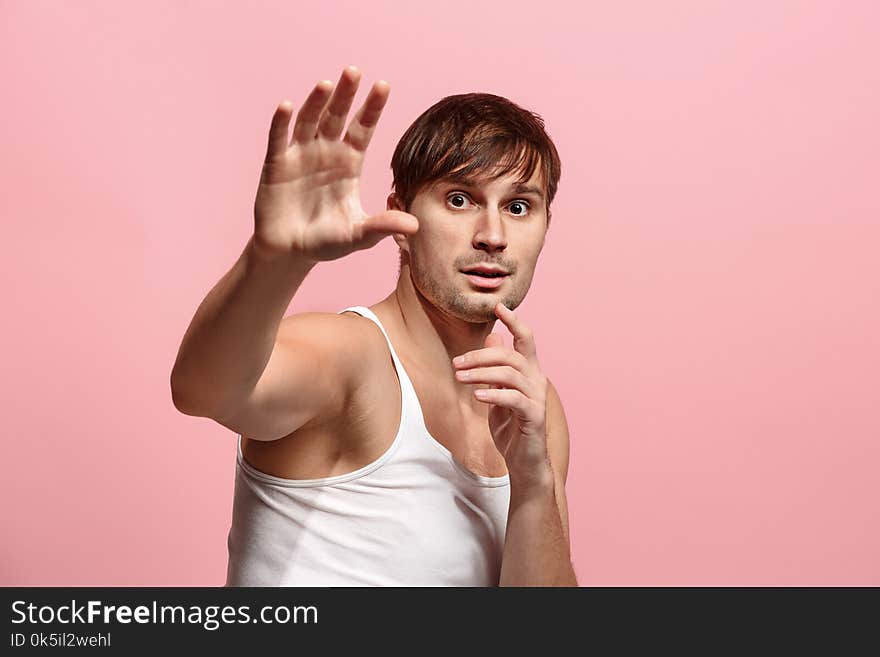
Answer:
373, 347, 509, 479
242, 330, 508, 481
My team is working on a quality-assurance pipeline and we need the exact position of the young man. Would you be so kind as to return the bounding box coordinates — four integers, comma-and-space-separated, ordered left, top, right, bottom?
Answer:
171, 65, 576, 586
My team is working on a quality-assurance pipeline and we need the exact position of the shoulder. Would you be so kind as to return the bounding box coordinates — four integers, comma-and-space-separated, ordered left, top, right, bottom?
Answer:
277, 310, 381, 353
545, 378, 571, 484
276, 310, 386, 396
277, 309, 369, 337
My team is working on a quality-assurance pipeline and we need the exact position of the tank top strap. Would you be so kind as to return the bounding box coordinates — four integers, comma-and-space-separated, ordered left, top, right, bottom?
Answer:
337, 305, 510, 488
337, 306, 416, 400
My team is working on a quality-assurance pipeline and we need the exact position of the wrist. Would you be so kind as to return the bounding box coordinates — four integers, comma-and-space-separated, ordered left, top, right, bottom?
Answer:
247, 235, 317, 276
508, 461, 555, 502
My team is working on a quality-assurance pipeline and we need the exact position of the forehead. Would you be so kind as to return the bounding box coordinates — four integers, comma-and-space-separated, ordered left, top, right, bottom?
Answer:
429, 164, 546, 198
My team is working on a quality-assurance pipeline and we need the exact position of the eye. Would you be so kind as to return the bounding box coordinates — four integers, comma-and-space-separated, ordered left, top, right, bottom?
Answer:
507, 200, 530, 216
447, 193, 472, 209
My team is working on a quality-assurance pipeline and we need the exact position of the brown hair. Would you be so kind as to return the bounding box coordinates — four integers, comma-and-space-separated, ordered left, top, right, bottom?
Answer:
390, 92, 562, 221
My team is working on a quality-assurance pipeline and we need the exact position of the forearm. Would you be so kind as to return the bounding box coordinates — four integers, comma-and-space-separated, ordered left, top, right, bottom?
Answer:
499, 470, 578, 587
170, 235, 314, 417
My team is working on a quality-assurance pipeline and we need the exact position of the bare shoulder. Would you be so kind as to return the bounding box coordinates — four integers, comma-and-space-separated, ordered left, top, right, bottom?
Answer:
239, 309, 398, 478
229, 309, 390, 447
545, 378, 571, 484
277, 309, 373, 346
275, 309, 387, 398
545, 378, 574, 551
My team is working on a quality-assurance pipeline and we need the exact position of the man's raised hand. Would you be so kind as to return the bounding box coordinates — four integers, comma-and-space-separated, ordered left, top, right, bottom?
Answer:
253, 66, 419, 264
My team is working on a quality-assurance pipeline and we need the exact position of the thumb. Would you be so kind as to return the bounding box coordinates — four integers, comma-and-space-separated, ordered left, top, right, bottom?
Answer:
353, 210, 419, 251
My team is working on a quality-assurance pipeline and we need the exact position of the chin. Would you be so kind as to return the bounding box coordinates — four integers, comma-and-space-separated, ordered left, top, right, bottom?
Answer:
414, 266, 514, 322
448, 293, 512, 323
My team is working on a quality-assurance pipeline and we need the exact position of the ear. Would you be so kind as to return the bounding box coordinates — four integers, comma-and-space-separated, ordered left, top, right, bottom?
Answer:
387, 192, 401, 212
388, 193, 412, 254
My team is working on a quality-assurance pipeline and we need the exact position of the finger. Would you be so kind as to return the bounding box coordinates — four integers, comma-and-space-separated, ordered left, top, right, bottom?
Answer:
453, 346, 530, 374
317, 65, 361, 141
455, 365, 537, 398
265, 100, 294, 161
343, 80, 390, 152
350, 210, 420, 251
291, 80, 335, 144
474, 390, 546, 440
473, 387, 537, 420
482, 334, 505, 389
494, 303, 539, 362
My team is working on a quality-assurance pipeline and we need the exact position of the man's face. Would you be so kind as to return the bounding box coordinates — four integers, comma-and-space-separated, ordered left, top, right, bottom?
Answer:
395, 165, 549, 323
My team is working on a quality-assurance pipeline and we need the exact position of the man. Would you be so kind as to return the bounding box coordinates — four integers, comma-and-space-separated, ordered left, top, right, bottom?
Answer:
171, 65, 576, 586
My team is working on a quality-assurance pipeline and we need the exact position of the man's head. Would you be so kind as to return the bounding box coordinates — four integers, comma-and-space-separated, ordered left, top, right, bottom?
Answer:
388, 92, 561, 323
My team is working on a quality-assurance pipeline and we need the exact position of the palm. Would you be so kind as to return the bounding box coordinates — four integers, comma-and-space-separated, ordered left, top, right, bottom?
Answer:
257, 141, 367, 262
488, 403, 520, 459
253, 67, 418, 262
481, 331, 548, 478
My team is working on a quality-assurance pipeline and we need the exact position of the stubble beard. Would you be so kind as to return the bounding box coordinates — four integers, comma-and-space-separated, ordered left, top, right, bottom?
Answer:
410, 257, 521, 323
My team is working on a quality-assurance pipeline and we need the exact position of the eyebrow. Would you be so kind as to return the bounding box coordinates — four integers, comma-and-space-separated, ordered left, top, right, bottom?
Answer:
440, 177, 546, 202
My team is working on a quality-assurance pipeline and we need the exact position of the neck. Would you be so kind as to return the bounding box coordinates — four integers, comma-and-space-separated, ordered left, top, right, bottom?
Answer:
377, 264, 500, 407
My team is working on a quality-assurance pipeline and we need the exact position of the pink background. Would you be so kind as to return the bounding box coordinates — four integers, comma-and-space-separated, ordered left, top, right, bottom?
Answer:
2, 1, 877, 586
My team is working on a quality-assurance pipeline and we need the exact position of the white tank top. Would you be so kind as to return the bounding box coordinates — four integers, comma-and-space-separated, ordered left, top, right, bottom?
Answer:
225, 305, 510, 586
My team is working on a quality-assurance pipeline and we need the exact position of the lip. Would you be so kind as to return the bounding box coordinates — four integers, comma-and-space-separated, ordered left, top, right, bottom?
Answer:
462, 271, 509, 289
463, 264, 508, 275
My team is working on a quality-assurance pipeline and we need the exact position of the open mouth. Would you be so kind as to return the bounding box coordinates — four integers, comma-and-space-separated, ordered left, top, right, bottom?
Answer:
462, 271, 509, 289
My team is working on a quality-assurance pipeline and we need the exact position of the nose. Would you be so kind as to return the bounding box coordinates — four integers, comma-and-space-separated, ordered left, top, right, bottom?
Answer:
472, 206, 507, 253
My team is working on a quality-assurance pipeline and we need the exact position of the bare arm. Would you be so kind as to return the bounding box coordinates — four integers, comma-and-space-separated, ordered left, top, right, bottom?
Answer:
451, 306, 577, 586
500, 476, 577, 586
170, 237, 313, 421
170, 66, 418, 435
499, 379, 577, 586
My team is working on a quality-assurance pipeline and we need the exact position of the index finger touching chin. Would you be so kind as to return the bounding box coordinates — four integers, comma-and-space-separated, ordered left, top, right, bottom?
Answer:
495, 303, 538, 360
